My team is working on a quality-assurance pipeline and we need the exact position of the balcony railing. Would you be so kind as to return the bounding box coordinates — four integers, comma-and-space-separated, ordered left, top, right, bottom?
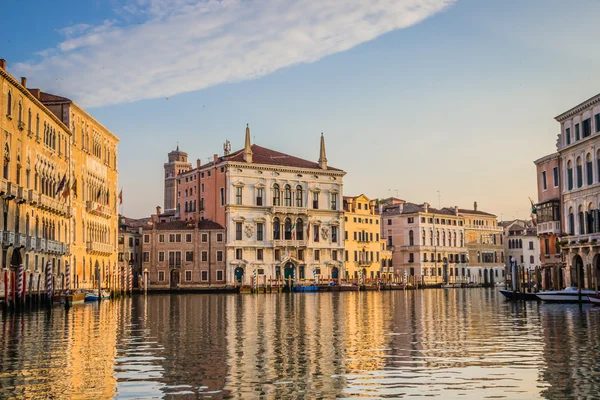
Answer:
36, 238, 47, 253
47, 240, 66, 254
16, 186, 27, 203
39, 194, 69, 216
463, 225, 504, 232
2, 231, 15, 247
271, 206, 308, 215
27, 189, 39, 205
0, 179, 7, 196
357, 259, 372, 266
86, 201, 112, 219
87, 241, 114, 255
26, 236, 37, 251
16, 233, 27, 248
273, 239, 307, 247
5, 182, 17, 200
537, 221, 561, 235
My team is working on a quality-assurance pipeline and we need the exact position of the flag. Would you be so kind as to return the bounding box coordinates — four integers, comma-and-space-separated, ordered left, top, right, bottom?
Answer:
55, 173, 67, 196
72, 179, 77, 198
106, 189, 110, 205
118, 189, 123, 205
528, 197, 537, 215
306, 222, 310, 241
96, 188, 102, 201
61, 179, 70, 200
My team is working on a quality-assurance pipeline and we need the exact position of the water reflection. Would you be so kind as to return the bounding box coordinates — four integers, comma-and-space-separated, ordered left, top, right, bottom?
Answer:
1, 289, 599, 399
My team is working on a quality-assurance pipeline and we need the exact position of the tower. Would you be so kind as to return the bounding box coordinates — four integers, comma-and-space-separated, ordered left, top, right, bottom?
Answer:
318, 132, 327, 170
164, 145, 192, 212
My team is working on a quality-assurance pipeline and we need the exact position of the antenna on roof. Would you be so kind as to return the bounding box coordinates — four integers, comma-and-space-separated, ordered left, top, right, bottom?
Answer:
437, 190, 441, 209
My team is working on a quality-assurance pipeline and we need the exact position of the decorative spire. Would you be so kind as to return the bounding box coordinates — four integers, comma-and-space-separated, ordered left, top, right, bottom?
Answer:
243, 123, 253, 163
318, 132, 327, 170
176, 142, 179, 151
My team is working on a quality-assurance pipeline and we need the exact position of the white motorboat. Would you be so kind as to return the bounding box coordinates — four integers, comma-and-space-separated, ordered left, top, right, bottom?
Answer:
536, 287, 596, 302
589, 294, 600, 305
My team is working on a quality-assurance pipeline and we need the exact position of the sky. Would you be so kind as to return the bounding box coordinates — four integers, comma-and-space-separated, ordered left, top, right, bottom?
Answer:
1, 0, 599, 220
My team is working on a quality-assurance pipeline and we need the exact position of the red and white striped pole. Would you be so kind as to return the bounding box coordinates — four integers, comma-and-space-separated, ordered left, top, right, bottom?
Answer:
17, 264, 24, 302
45, 261, 53, 305
127, 266, 132, 293
65, 262, 71, 293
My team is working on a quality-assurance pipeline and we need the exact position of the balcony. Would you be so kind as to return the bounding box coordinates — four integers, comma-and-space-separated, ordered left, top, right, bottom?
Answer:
463, 225, 504, 233
271, 206, 308, 215
358, 259, 372, 266
0, 179, 7, 196
16, 186, 26, 204
4, 182, 17, 200
27, 189, 39, 205
36, 238, 47, 252
16, 233, 27, 248
87, 201, 112, 219
537, 221, 561, 235
47, 239, 66, 254
273, 239, 307, 248
2, 231, 15, 247
39, 194, 70, 216
26, 236, 37, 251
87, 241, 114, 256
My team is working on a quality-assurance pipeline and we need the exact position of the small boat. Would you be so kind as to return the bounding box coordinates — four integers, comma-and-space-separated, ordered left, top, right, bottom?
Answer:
442, 283, 462, 288
588, 294, 600, 305
84, 290, 111, 302
536, 287, 596, 302
339, 284, 360, 292
294, 285, 319, 292
499, 289, 539, 301
53, 290, 87, 305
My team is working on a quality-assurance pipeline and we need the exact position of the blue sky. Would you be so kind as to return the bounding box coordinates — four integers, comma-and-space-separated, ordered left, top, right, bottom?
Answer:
1, 0, 599, 220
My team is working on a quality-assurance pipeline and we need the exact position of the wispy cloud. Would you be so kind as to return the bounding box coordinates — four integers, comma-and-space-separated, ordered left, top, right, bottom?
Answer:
15, 0, 454, 108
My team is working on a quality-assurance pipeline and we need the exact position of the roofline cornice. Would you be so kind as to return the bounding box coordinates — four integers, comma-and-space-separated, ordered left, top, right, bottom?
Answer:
69, 102, 120, 142
222, 161, 347, 177
0, 69, 72, 135
555, 93, 600, 122
533, 152, 560, 165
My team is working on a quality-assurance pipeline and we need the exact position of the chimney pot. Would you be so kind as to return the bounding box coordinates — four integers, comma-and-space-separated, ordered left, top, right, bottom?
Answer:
156, 206, 162, 215
196, 159, 201, 168
20, 77, 26, 87
474, 201, 478, 211
213, 154, 218, 163
0, 59, 6, 70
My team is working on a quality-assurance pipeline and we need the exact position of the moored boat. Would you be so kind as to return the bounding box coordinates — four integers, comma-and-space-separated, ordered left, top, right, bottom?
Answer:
339, 284, 360, 292
294, 285, 319, 292
84, 290, 111, 302
499, 289, 539, 301
589, 294, 600, 305
536, 287, 596, 302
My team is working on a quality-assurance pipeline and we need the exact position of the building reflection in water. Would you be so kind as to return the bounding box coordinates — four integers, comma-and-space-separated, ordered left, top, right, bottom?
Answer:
1, 291, 600, 399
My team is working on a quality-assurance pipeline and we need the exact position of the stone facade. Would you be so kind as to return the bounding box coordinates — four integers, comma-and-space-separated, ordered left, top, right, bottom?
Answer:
118, 216, 145, 288
141, 219, 226, 289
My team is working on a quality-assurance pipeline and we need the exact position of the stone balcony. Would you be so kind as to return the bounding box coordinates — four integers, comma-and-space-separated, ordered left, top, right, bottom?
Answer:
537, 221, 561, 236
87, 241, 114, 255
36, 238, 47, 252
39, 194, 70, 216
5, 182, 18, 200
16, 233, 27, 248
26, 236, 37, 251
463, 224, 504, 233
271, 206, 308, 215
87, 201, 112, 219
27, 189, 39, 205
47, 239, 66, 254
273, 239, 307, 248
2, 231, 15, 247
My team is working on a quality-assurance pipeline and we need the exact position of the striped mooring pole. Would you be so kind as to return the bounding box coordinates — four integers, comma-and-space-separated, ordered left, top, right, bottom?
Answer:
17, 264, 24, 302
313, 268, 317, 284
65, 262, 71, 292
128, 266, 132, 294
253, 268, 257, 291
45, 261, 53, 306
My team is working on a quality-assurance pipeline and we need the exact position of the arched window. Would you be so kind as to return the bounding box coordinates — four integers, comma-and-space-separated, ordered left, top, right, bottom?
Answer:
27, 109, 32, 132
409, 230, 414, 246
3, 143, 10, 180
296, 219, 304, 240
567, 160, 573, 190
273, 217, 280, 240
36, 114, 40, 139
578, 205, 585, 234
284, 185, 292, 207
284, 218, 292, 240
422, 229, 426, 245
442, 231, 446, 246
18, 101, 22, 123
273, 184, 280, 206
576, 157, 583, 188
460, 232, 464, 247
436, 230, 440, 246
587, 202, 595, 233
501, 252, 505, 263
429, 229, 433, 245
295, 185, 303, 207
518, 238, 523, 249
6, 90, 12, 116
586, 153, 594, 185
453, 232, 457, 247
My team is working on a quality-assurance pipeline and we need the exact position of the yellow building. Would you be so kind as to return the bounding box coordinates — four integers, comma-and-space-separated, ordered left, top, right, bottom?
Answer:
343, 195, 387, 282
0, 58, 119, 294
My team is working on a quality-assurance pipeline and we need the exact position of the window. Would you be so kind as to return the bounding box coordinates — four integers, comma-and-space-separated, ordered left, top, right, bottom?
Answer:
201, 251, 208, 262
257, 248, 263, 260
273, 217, 281, 240
587, 153, 594, 185
6, 90, 12, 116
235, 186, 243, 205
220, 188, 224, 206
567, 160, 573, 190
312, 191, 319, 209
569, 208, 575, 235
201, 233, 208, 242
273, 184, 280, 206
331, 226, 338, 243
216, 233, 223, 242
296, 219, 304, 240
566, 127, 571, 145
577, 157, 583, 188
168, 251, 182, 267
296, 185, 303, 207
185, 271, 192, 281
542, 171, 547, 190
216, 270, 224, 281
284, 218, 292, 240
313, 224, 320, 242
186, 251, 194, 262
529, 255, 534, 264
275, 249, 281, 261
331, 193, 338, 210
144, 234, 150, 243
407, 217, 414, 223
201, 271, 208, 281
143, 252, 149, 262
575, 123, 580, 141
176, 234, 181, 242
314, 250, 320, 261
387, 219, 392, 225
158, 271, 165, 281
257, 223, 264, 241
284, 185, 292, 206
256, 187, 264, 206
409, 230, 414, 246
159, 252, 165, 262
553, 167, 559, 187
159, 234, 165, 243
216, 251, 223, 261
236, 248, 243, 260
596, 113, 600, 133
236, 222, 243, 240
186, 233, 192, 243
583, 118, 591, 138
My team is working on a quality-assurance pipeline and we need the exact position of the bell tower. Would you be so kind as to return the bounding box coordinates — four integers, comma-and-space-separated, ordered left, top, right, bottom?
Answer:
164, 144, 192, 212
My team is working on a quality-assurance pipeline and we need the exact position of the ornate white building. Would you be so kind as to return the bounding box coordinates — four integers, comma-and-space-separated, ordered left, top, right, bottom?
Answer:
199, 126, 346, 287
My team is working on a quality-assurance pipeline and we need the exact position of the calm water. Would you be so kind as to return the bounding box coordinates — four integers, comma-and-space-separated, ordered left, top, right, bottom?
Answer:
1, 289, 600, 399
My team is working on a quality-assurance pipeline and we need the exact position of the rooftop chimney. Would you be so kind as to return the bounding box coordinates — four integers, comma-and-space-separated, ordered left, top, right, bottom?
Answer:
213, 154, 218, 164
156, 206, 162, 215
196, 159, 201, 168
424, 202, 429, 213
454, 206, 459, 215
474, 201, 478, 211
20, 77, 26, 88
0, 59, 6, 71
29, 88, 40, 99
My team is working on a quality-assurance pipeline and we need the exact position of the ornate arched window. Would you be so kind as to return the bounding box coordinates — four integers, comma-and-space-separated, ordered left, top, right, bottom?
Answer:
284, 185, 292, 207
284, 218, 292, 240
272, 184, 280, 206
408, 230, 414, 246
273, 217, 280, 240
296, 219, 304, 240
295, 185, 303, 207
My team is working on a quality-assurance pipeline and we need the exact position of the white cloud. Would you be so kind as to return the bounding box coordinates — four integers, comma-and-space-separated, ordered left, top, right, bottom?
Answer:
15, 0, 454, 108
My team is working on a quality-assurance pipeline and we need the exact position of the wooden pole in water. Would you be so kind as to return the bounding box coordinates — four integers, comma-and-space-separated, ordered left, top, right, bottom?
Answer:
577, 263, 582, 305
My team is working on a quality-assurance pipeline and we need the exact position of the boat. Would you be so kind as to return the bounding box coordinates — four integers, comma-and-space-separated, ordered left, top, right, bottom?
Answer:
339, 283, 360, 292
53, 291, 87, 305
442, 283, 462, 288
84, 290, 111, 302
535, 287, 596, 302
294, 285, 319, 292
499, 289, 539, 301
588, 294, 600, 305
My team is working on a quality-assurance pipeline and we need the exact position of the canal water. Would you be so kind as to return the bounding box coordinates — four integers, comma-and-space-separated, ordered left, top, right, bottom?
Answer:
1, 289, 599, 399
